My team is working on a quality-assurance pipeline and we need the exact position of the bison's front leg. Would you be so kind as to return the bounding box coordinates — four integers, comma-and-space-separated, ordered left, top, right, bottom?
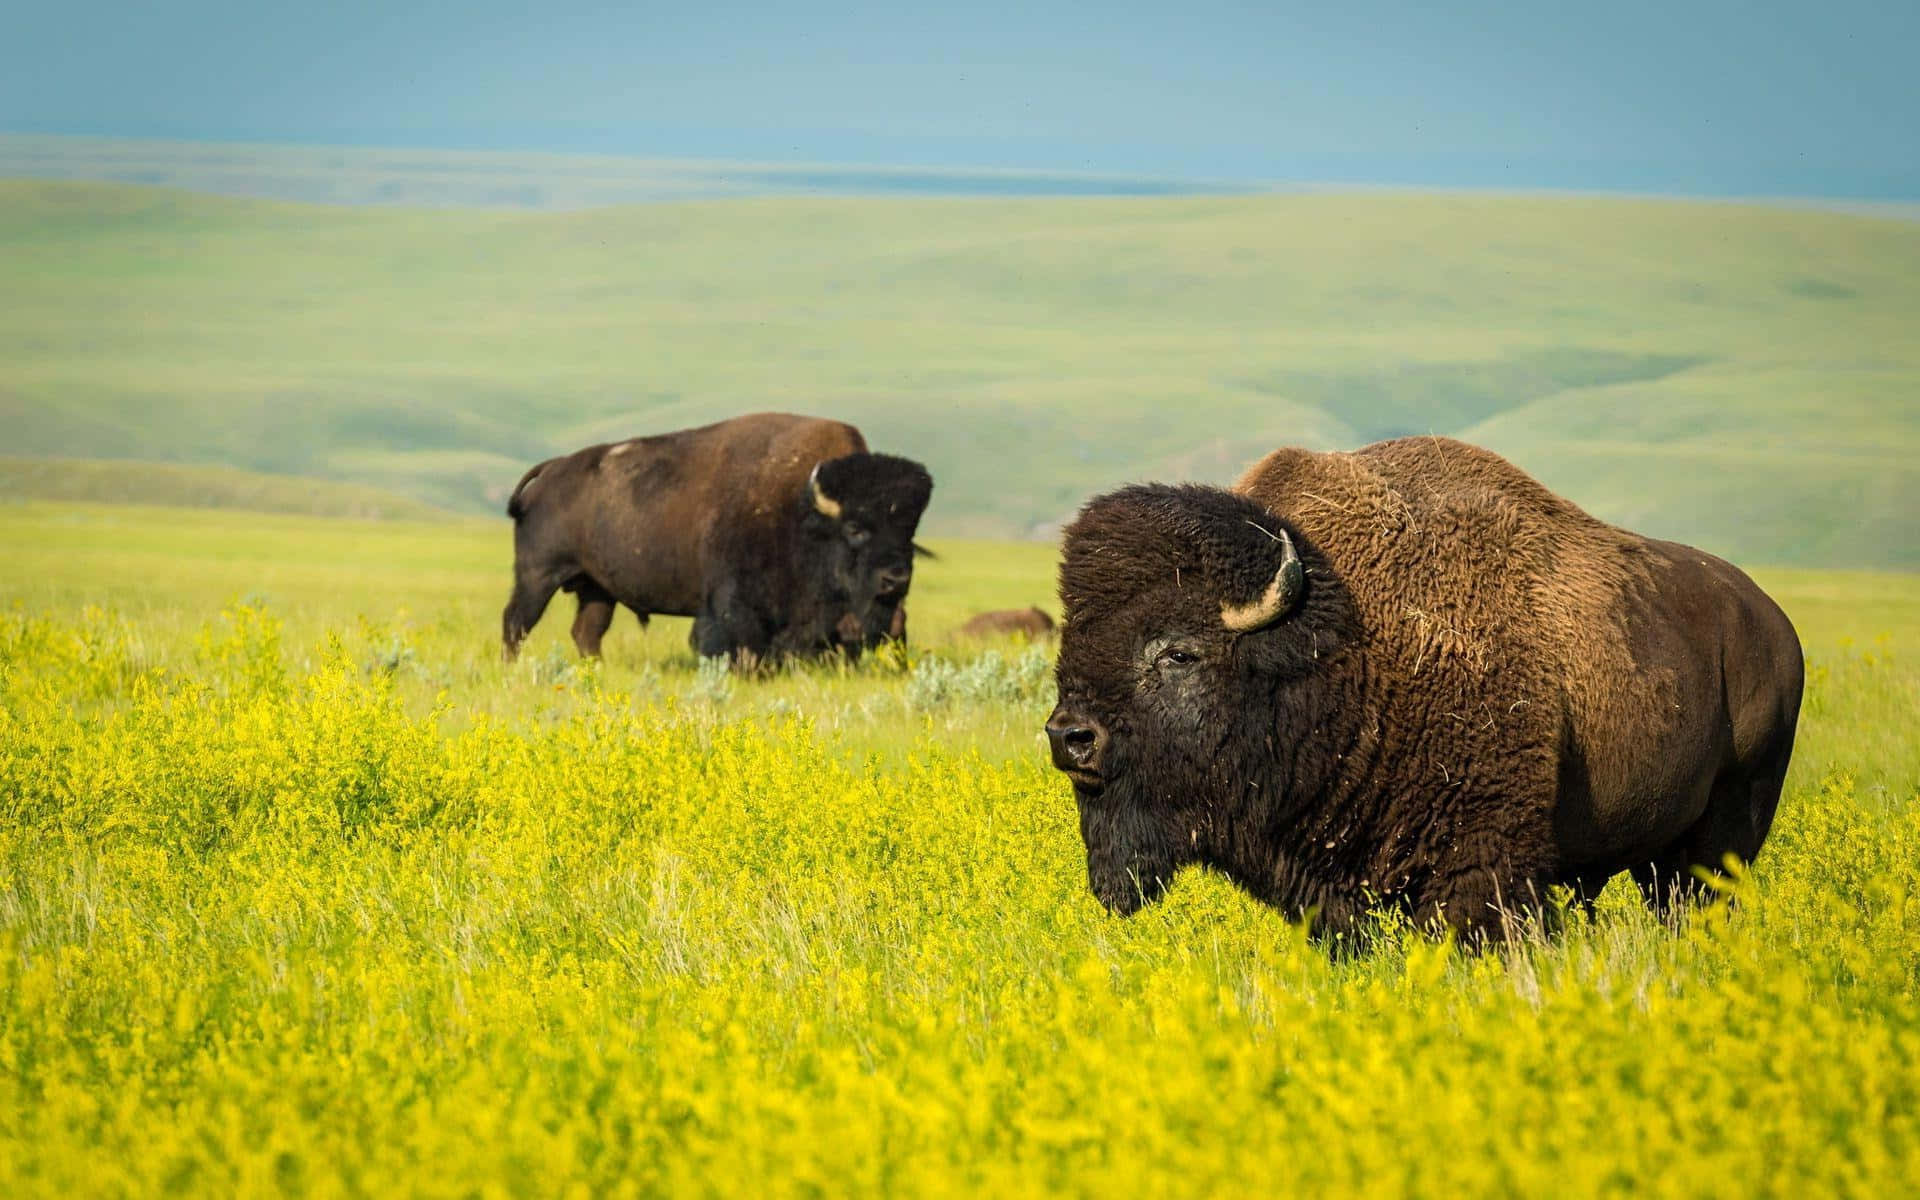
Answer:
501, 570, 562, 662
569, 579, 618, 658
1414, 861, 1555, 945
692, 582, 773, 664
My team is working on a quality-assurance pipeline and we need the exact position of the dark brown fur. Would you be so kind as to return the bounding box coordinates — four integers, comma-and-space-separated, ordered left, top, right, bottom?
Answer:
503, 412, 932, 664
1049, 437, 1803, 942
958, 607, 1057, 639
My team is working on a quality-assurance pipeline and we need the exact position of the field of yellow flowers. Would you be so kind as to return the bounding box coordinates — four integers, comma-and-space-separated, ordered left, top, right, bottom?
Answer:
3, 503, 1919, 1196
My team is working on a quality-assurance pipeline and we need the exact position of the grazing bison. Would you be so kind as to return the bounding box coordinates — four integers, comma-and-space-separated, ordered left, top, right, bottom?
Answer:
958, 607, 1057, 639
503, 412, 932, 664
1047, 437, 1802, 941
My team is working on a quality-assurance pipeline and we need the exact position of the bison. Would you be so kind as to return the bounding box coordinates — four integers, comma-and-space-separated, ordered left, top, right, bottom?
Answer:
503, 412, 933, 664
957, 607, 1057, 639
1047, 437, 1803, 942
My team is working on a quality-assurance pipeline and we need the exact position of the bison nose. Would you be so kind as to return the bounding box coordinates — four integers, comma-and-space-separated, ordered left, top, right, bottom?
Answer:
1046, 707, 1108, 776
876, 565, 911, 597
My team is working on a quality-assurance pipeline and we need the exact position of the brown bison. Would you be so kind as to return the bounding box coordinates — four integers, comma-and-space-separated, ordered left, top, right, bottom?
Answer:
958, 607, 1057, 639
503, 412, 933, 664
1047, 437, 1803, 941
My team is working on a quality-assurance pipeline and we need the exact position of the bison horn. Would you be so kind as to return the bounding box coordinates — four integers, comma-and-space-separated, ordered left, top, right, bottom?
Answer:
1219, 528, 1304, 632
808, 462, 842, 519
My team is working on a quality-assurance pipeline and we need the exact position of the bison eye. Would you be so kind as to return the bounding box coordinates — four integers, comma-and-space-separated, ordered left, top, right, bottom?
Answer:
1157, 647, 1200, 670
844, 522, 870, 546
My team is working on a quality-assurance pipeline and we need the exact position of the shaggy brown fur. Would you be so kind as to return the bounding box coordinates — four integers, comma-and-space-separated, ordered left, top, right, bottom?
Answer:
1050, 436, 1803, 942
957, 607, 1057, 639
503, 412, 932, 664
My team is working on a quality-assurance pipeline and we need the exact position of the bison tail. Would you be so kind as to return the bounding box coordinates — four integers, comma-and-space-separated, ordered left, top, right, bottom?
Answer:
506, 462, 545, 519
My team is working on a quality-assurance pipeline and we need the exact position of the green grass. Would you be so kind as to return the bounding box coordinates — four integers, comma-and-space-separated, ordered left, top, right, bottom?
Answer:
1, 500, 1910, 759
1, 501, 1917, 1195
0, 457, 451, 520
0, 502, 1058, 647
0, 501, 1065, 753
3, 179, 1918, 562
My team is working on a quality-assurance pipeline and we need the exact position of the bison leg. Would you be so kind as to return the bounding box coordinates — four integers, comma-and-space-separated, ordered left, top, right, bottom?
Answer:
1632, 751, 1790, 919
1555, 865, 1619, 921
692, 584, 771, 664
501, 570, 563, 661
1415, 864, 1555, 946
569, 579, 618, 658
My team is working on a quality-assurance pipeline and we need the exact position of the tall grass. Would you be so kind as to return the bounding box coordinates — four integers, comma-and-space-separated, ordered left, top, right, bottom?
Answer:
2, 569, 1917, 1194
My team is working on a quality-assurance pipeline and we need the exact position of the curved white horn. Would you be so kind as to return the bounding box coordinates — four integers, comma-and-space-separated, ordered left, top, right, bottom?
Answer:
1220, 529, 1304, 632
808, 462, 842, 518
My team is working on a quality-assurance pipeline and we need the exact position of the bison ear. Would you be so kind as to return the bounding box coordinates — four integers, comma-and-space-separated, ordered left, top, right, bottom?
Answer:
808, 462, 842, 519
913, 541, 938, 560
1219, 528, 1305, 632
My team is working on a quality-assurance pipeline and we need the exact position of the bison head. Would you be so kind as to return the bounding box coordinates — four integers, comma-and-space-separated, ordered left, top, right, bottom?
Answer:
804, 452, 934, 651
1049, 484, 1334, 915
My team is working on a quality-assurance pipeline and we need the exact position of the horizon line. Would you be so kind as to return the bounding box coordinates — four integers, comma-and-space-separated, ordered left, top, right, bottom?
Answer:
3, 130, 1917, 219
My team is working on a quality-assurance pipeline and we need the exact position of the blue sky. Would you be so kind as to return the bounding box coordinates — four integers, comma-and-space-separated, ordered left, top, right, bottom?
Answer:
6, 0, 1917, 197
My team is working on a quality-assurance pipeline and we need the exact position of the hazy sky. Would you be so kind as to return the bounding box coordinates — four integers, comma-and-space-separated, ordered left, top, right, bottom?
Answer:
7, 0, 1917, 196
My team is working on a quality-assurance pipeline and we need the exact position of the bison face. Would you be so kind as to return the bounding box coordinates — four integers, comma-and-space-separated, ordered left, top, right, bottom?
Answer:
1051, 484, 1312, 914
807, 453, 934, 650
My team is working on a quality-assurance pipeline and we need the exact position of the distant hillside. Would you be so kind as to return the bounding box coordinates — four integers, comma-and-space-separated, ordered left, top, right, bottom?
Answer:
2, 178, 1917, 566
0, 458, 451, 520
0, 135, 1237, 209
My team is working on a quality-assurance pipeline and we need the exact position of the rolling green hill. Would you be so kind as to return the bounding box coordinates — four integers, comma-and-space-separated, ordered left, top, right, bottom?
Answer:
0, 457, 451, 520
3, 179, 1916, 565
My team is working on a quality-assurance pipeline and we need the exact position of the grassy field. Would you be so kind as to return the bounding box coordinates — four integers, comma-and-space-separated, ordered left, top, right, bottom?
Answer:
0, 501, 1064, 751
2, 500, 1918, 1195
0, 458, 450, 521
3, 179, 1918, 565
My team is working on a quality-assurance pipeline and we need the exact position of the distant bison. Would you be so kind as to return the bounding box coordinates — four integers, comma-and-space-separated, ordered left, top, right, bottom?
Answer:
504, 412, 932, 664
958, 607, 1056, 639
1048, 437, 1803, 941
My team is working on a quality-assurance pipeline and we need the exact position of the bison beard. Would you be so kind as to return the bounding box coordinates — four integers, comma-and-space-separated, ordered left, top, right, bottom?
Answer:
1078, 799, 1177, 916
1050, 439, 1803, 945
1072, 676, 1379, 930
